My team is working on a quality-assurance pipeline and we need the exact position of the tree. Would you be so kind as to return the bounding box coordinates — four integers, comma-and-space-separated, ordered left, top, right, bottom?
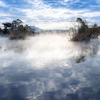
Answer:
2, 23, 12, 28
70, 17, 99, 41
76, 18, 88, 34
93, 24, 97, 28
2, 22, 12, 34
12, 19, 23, 29
25, 24, 35, 35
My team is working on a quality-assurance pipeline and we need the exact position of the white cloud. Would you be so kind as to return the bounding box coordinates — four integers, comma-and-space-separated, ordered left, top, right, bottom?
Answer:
96, 0, 100, 4
64, 0, 70, 2
16, 0, 91, 29
90, 5, 100, 7
0, 12, 11, 17
0, 1, 7, 7
0, 0, 100, 29
0, 17, 13, 26
74, 0, 80, 3
35, 22, 68, 30
79, 12, 100, 17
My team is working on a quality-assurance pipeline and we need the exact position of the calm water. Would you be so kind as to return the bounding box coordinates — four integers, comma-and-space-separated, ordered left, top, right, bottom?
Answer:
0, 33, 100, 100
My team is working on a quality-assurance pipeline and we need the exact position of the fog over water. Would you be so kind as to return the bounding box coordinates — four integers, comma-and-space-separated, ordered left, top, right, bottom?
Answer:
0, 32, 100, 100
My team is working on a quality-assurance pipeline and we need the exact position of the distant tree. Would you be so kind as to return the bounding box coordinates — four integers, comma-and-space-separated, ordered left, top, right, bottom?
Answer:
93, 24, 97, 28
25, 24, 35, 35
0, 28, 2, 31
12, 19, 23, 29
2, 22, 12, 28
25, 24, 32, 30
18, 26, 27, 33
1, 19, 36, 39
2, 22, 12, 34
0, 28, 2, 34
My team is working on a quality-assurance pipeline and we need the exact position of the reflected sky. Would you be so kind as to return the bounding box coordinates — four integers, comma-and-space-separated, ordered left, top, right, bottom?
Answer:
0, 34, 100, 100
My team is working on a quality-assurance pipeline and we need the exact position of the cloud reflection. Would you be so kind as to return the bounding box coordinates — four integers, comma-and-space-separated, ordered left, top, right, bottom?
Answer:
0, 33, 100, 100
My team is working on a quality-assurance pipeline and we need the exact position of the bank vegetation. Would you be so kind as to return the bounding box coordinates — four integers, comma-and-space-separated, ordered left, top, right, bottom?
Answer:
0, 19, 35, 40
69, 18, 100, 42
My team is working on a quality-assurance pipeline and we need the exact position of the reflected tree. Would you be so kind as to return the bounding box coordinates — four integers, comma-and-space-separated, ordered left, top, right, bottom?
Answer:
74, 40, 98, 63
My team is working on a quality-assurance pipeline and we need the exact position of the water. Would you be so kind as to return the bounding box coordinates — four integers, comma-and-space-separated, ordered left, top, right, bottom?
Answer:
0, 33, 100, 100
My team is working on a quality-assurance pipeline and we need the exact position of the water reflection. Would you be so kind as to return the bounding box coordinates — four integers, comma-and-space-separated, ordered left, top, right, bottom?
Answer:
74, 40, 98, 63
0, 84, 27, 100
0, 34, 100, 100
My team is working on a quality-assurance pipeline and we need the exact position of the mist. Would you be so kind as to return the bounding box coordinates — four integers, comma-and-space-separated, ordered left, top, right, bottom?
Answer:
0, 32, 100, 100
0, 32, 99, 68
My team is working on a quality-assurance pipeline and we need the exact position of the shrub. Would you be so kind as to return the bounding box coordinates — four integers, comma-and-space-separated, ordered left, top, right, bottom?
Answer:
10, 35, 18, 40
19, 34, 26, 39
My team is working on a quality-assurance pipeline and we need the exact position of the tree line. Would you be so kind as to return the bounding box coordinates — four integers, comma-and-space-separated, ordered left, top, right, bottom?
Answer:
0, 19, 35, 39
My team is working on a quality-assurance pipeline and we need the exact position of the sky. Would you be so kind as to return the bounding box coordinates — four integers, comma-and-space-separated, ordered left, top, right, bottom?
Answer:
0, 0, 100, 30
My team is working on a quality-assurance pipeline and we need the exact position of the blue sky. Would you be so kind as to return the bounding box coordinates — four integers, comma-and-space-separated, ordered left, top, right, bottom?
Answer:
0, 0, 100, 29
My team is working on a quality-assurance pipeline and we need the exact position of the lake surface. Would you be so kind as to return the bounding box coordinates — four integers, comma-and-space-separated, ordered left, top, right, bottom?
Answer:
0, 33, 100, 100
